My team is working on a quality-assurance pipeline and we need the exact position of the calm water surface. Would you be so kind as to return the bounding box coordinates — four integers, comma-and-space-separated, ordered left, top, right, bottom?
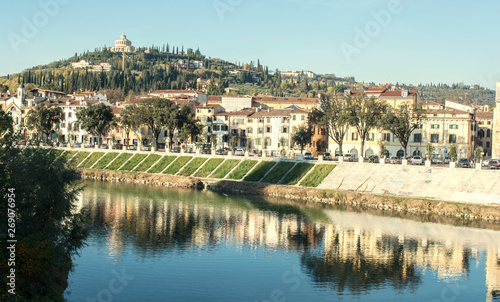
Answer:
65, 182, 500, 302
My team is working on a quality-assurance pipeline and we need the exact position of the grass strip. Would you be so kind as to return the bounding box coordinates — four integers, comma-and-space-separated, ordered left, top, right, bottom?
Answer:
178, 157, 208, 176
80, 152, 105, 169
93, 152, 119, 170
211, 159, 240, 179
244, 161, 276, 182
280, 163, 314, 185
193, 158, 224, 177
69, 151, 90, 167
134, 154, 162, 172
106, 153, 134, 171
119, 153, 148, 171
299, 164, 336, 187
148, 156, 177, 173
163, 156, 192, 175
261, 161, 295, 184
226, 160, 258, 180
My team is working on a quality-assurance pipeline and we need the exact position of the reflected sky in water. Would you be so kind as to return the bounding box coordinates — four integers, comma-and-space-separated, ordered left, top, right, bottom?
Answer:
65, 182, 500, 302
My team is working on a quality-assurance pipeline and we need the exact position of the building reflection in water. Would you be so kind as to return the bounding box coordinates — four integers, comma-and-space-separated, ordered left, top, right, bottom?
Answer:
79, 183, 500, 299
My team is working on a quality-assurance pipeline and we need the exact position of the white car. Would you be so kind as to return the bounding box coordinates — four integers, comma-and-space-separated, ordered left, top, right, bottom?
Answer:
304, 152, 313, 160
234, 149, 245, 156
411, 156, 423, 165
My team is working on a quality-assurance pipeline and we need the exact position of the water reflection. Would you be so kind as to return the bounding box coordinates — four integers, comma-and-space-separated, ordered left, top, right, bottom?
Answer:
78, 182, 500, 301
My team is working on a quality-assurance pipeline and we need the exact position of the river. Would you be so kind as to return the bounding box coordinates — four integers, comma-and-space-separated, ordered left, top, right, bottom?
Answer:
64, 181, 500, 302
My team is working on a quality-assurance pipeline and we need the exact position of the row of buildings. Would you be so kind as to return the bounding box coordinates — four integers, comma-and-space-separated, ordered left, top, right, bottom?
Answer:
1, 83, 498, 159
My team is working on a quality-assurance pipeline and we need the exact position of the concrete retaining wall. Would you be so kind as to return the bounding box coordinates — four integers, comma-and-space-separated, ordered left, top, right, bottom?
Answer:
318, 162, 500, 205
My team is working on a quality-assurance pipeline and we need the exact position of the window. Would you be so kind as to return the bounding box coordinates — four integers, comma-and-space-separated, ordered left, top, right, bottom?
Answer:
478, 141, 483, 147
266, 126, 272, 133
140, 128, 145, 135
430, 134, 439, 143
487, 121, 491, 125
367, 133, 375, 141
241, 130, 245, 136
449, 134, 456, 143
301, 115, 305, 121
351, 133, 358, 141
258, 128, 263, 134
223, 135, 229, 143
486, 141, 491, 148
449, 124, 458, 129
292, 115, 296, 121
231, 129, 238, 136
266, 117, 271, 123
265, 138, 272, 146
383, 133, 391, 142
247, 127, 253, 134
207, 126, 211, 133
68, 112, 72, 118
431, 124, 440, 129
282, 117, 289, 123
255, 138, 261, 146
258, 119, 264, 123
147, 128, 152, 135
413, 133, 422, 143
282, 126, 288, 133
487, 129, 491, 138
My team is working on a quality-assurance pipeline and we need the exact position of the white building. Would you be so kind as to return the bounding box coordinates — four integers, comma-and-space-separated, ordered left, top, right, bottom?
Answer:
108, 33, 136, 53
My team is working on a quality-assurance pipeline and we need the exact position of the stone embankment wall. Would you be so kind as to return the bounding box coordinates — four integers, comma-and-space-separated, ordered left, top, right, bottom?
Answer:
318, 162, 500, 206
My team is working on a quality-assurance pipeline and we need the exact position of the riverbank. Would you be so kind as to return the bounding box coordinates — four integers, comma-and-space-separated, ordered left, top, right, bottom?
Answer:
80, 169, 500, 223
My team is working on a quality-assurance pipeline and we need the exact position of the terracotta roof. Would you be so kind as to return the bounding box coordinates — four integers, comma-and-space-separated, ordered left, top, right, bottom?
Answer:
31, 88, 67, 95
249, 108, 310, 118
365, 88, 387, 93
214, 108, 257, 117
149, 89, 205, 95
252, 96, 319, 104
111, 106, 122, 115
421, 100, 442, 106
423, 108, 470, 115
378, 90, 417, 98
476, 111, 493, 119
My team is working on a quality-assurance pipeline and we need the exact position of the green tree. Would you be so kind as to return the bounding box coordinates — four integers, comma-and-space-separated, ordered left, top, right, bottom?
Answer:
119, 105, 141, 145
346, 94, 385, 158
76, 103, 114, 145
291, 125, 312, 154
378, 140, 387, 158
26, 104, 62, 142
230, 135, 238, 151
381, 102, 422, 158
0, 110, 88, 300
313, 95, 349, 156
178, 119, 203, 150
135, 98, 177, 150
475, 146, 484, 162
448, 144, 458, 160
425, 143, 434, 160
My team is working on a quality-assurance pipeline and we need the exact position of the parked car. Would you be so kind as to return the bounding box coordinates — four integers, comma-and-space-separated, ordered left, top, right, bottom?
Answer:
142, 146, 151, 151
390, 156, 401, 164
216, 148, 228, 155
411, 156, 423, 165
431, 157, 444, 164
304, 152, 313, 160
234, 149, 245, 156
74, 143, 81, 148
323, 152, 331, 160
126, 145, 137, 150
172, 146, 181, 153
343, 154, 355, 162
444, 157, 451, 164
368, 155, 379, 163
487, 160, 499, 169
458, 158, 470, 168
201, 148, 211, 154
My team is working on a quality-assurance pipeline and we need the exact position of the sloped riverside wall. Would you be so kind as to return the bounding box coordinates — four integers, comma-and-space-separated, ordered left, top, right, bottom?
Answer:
317, 162, 500, 206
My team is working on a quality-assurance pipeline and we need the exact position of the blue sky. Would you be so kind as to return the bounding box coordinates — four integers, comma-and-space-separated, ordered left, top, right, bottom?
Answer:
1, 0, 499, 89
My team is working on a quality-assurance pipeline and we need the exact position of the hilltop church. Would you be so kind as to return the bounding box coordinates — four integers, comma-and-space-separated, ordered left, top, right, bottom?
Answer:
108, 33, 136, 53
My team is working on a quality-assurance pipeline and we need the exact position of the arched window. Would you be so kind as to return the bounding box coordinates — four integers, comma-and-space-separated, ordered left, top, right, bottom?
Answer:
350, 148, 358, 158
396, 150, 405, 158
365, 149, 374, 157
486, 129, 491, 138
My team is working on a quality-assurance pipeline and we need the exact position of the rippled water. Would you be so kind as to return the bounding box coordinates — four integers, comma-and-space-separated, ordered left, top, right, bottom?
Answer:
65, 182, 500, 302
